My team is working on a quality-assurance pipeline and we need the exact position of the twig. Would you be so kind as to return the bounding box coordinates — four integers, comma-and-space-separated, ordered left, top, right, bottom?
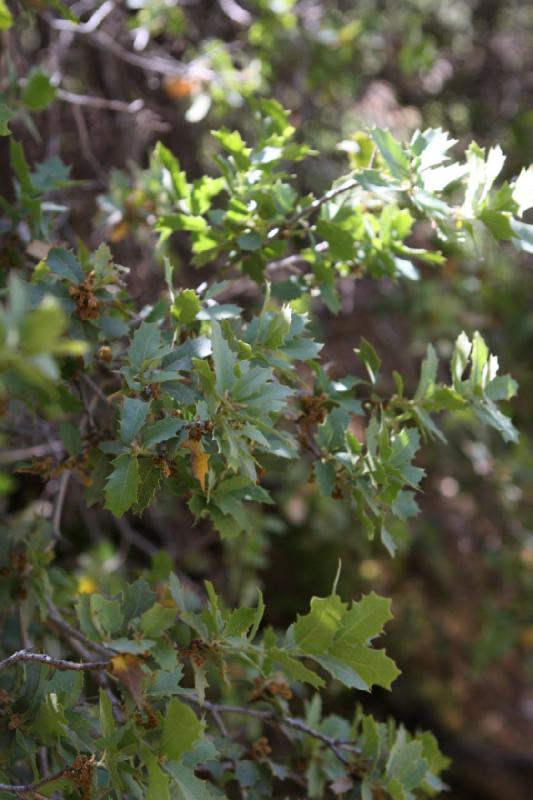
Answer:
57, 88, 144, 114
186, 697, 361, 765
0, 442, 63, 465
81, 372, 113, 406
46, 602, 124, 723
115, 517, 158, 556
0, 767, 70, 796
46, 600, 115, 658
49, 0, 115, 33
287, 177, 360, 227
0, 649, 111, 673
218, 0, 252, 26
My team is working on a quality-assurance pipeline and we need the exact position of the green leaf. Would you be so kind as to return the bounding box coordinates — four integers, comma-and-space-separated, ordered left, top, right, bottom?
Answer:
480, 209, 514, 240
120, 397, 151, 444
326, 640, 400, 690
371, 129, 409, 178
336, 593, 393, 644
238, 231, 263, 251
173, 289, 201, 325
268, 647, 325, 689
386, 730, 428, 791
211, 320, 236, 394
414, 343, 438, 401
90, 594, 123, 638
224, 607, 258, 638
142, 418, 186, 448
123, 578, 157, 623
160, 698, 204, 761
47, 248, 85, 283
316, 220, 354, 260
145, 748, 171, 800
293, 594, 347, 655
314, 461, 336, 496
104, 453, 140, 517
129, 322, 161, 370
0, 0, 13, 29
140, 603, 176, 637
0, 103, 15, 135
165, 763, 216, 800
357, 338, 381, 384
133, 459, 162, 514
22, 69, 57, 111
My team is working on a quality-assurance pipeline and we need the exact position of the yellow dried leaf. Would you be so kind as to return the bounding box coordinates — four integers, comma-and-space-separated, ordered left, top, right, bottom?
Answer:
182, 437, 210, 491
109, 221, 130, 243
111, 654, 145, 706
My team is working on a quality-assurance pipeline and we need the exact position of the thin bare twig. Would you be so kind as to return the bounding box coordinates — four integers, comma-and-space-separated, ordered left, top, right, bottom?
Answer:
0, 649, 111, 673
50, 0, 115, 33
0, 767, 70, 796
0, 442, 63, 465
186, 697, 361, 766
218, 0, 252, 26
46, 601, 115, 658
287, 177, 360, 227
57, 88, 144, 114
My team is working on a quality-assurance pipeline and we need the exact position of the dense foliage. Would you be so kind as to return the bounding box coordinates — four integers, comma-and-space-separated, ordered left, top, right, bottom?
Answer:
0, 1, 532, 798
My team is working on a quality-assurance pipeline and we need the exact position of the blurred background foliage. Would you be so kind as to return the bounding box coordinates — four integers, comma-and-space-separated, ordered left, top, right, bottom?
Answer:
1, 0, 533, 796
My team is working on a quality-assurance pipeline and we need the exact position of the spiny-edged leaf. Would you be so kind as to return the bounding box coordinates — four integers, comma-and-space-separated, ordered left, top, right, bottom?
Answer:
292, 594, 347, 655
371, 128, 409, 178
327, 640, 400, 690
386, 730, 429, 791
123, 578, 156, 623
224, 607, 258, 638
120, 397, 150, 444
173, 289, 201, 324
133, 459, 162, 514
129, 322, 161, 370
143, 747, 171, 800
211, 320, 236, 394
90, 594, 123, 638
336, 593, 393, 644
473, 400, 519, 443
104, 453, 140, 517
140, 603, 177, 637
164, 763, 216, 800
268, 647, 325, 689
142, 417, 186, 448
310, 653, 368, 691
160, 698, 204, 760
47, 248, 84, 283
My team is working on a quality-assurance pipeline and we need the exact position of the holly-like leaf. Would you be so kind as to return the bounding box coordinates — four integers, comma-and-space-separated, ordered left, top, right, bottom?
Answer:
120, 397, 150, 444
160, 698, 204, 760
104, 453, 140, 517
